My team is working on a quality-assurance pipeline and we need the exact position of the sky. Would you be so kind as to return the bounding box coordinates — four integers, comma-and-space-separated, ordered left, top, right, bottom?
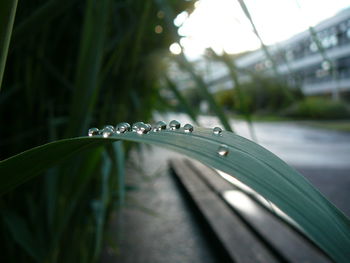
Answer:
172, 0, 350, 58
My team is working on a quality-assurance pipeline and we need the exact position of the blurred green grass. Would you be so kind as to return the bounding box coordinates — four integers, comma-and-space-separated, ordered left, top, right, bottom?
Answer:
0, 0, 195, 262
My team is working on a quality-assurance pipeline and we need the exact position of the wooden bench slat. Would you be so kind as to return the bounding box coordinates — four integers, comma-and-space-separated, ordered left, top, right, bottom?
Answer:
223, 190, 330, 263
176, 159, 331, 263
170, 159, 280, 263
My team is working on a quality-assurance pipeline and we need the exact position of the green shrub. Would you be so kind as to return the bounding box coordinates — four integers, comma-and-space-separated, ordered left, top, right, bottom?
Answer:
282, 97, 350, 119
241, 75, 302, 112
214, 75, 303, 114
215, 89, 235, 110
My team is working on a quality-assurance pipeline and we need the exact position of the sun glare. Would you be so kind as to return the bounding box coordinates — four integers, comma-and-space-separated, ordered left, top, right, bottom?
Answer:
169, 42, 182, 55
173, 0, 350, 59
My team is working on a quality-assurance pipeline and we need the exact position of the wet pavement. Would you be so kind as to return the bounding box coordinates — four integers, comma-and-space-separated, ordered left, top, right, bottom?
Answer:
102, 148, 229, 263
229, 120, 350, 169
160, 113, 350, 169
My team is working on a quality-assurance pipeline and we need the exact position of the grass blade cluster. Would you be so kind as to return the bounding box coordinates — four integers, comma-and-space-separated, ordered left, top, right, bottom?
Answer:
164, 75, 198, 124
0, 0, 17, 90
0, 1, 194, 261
1, 128, 349, 262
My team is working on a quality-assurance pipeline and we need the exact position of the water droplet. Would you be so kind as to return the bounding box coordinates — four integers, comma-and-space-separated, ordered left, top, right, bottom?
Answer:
103, 125, 115, 133
217, 144, 229, 156
183, 123, 193, 133
137, 123, 151, 134
153, 121, 167, 132
102, 127, 114, 138
169, 120, 180, 130
213, 127, 223, 135
88, 128, 99, 137
116, 122, 131, 134
132, 122, 144, 132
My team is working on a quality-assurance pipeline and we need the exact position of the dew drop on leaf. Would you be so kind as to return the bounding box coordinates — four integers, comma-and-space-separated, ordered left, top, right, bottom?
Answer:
183, 123, 194, 133
102, 127, 114, 138
145, 123, 152, 131
137, 123, 151, 134
217, 144, 229, 156
169, 120, 180, 130
88, 128, 99, 137
213, 127, 222, 135
116, 122, 131, 134
103, 125, 115, 132
132, 122, 144, 132
153, 121, 167, 132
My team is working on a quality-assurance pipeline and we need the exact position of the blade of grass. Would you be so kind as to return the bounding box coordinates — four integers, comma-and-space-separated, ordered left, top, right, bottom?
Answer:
176, 54, 233, 132
155, 0, 231, 131
0, 0, 17, 90
114, 141, 125, 206
209, 49, 257, 141
164, 75, 198, 124
0, 128, 349, 262
48, 146, 105, 262
45, 167, 58, 233
1, 210, 43, 262
124, 1, 152, 92
236, 0, 279, 77
92, 150, 111, 262
0, 138, 110, 194
67, 0, 112, 136
293, 0, 339, 100
235, 0, 302, 103
11, 0, 77, 47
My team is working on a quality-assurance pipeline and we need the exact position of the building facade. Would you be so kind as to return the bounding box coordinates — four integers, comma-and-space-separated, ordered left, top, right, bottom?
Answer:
167, 8, 350, 100
226, 8, 350, 98
191, 8, 350, 100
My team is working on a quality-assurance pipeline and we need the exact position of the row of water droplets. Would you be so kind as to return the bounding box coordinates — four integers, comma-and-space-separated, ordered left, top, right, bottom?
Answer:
88, 120, 229, 157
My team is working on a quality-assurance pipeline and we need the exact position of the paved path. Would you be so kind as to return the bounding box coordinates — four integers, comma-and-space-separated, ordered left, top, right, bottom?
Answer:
102, 149, 229, 263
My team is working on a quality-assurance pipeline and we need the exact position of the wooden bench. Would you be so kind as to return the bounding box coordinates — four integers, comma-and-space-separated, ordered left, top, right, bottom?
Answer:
169, 158, 332, 263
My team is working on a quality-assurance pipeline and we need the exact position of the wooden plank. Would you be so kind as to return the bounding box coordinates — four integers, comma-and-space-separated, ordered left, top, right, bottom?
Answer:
170, 159, 280, 263
223, 190, 331, 263
186, 159, 235, 192
185, 159, 331, 263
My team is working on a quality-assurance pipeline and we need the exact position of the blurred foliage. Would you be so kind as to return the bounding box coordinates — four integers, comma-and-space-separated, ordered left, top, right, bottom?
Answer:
0, 0, 17, 89
215, 89, 235, 110
0, 0, 194, 262
183, 88, 203, 111
215, 74, 303, 114
164, 75, 198, 123
282, 97, 350, 120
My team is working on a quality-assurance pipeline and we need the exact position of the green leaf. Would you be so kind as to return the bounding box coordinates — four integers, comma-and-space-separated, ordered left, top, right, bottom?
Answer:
176, 55, 233, 132
1, 210, 43, 262
165, 75, 198, 124
0, 0, 18, 90
113, 141, 125, 206
92, 150, 111, 262
236, 0, 279, 76
67, 0, 112, 136
0, 128, 349, 262
209, 49, 258, 141
12, 0, 78, 47
0, 138, 110, 193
